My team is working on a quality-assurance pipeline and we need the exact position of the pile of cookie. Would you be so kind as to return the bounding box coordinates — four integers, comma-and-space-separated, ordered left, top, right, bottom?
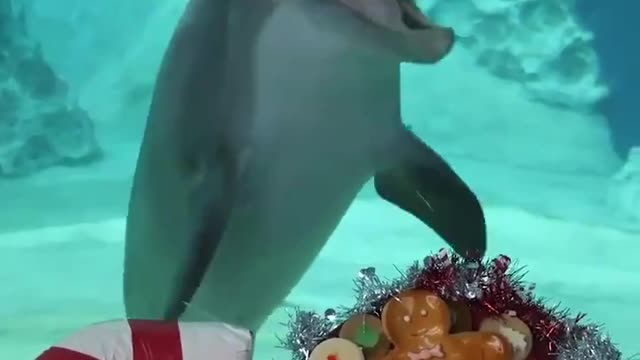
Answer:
308, 289, 534, 360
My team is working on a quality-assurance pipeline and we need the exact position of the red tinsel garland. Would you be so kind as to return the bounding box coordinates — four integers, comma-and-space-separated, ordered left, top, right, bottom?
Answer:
282, 250, 622, 360
414, 253, 568, 360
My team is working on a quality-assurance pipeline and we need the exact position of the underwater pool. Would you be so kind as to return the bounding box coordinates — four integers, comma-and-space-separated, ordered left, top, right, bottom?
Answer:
2, 200, 639, 358
1, 0, 638, 359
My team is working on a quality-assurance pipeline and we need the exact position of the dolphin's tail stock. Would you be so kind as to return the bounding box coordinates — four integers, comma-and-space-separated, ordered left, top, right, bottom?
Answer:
124, 0, 236, 321
162, 0, 236, 319
373, 126, 487, 259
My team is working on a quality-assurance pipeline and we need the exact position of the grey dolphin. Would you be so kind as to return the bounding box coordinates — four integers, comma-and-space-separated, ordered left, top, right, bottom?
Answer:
123, 0, 275, 320
123, 0, 486, 331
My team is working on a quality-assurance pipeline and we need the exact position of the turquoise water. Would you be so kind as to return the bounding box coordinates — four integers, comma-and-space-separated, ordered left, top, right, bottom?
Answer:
1, 0, 639, 359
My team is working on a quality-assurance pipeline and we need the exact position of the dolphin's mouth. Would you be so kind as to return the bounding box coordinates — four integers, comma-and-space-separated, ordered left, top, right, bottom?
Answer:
337, 0, 454, 63
397, 0, 432, 30
393, 0, 454, 63
338, 0, 434, 33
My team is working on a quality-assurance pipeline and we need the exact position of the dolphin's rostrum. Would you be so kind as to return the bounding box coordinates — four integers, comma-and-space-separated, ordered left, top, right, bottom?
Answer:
123, 0, 486, 332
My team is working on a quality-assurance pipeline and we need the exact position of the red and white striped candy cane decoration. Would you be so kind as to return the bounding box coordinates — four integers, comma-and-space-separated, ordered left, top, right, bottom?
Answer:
36, 319, 254, 360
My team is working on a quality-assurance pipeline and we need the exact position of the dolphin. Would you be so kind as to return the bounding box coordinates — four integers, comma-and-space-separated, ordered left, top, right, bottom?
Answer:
124, 0, 276, 321
123, 0, 487, 332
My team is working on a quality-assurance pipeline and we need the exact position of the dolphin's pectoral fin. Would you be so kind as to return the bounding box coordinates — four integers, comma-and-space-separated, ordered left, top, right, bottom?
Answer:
164, 146, 244, 320
374, 128, 486, 259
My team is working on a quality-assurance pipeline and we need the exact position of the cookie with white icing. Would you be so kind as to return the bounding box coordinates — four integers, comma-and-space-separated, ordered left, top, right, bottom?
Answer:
479, 314, 533, 360
309, 338, 365, 360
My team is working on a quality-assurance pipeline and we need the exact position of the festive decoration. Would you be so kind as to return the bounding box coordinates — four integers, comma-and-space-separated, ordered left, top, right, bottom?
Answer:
37, 319, 254, 360
280, 250, 623, 360
339, 314, 390, 360
352, 322, 379, 348
309, 338, 365, 360
480, 315, 534, 360
381, 288, 514, 360
339, 314, 381, 348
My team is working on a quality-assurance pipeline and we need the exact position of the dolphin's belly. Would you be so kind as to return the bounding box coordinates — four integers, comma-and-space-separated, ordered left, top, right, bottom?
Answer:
181, 144, 370, 329
179, 3, 401, 328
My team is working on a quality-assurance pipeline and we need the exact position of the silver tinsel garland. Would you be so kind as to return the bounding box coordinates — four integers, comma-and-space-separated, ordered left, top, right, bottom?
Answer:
279, 250, 627, 360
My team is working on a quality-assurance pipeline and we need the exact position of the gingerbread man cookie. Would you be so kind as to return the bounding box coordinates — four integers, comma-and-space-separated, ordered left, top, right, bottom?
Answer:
381, 289, 514, 360
479, 314, 533, 360
309, 338, 365, 360
339, 313, 391, 360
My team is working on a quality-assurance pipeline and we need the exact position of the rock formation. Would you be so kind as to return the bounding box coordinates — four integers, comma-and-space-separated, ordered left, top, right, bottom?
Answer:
422, 0, 608, 110
0, 0, 100, 177
608, 147, 640, 222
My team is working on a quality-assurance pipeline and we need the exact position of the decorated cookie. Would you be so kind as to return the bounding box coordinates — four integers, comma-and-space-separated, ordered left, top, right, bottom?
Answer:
380, 289, 514, 360
309, 338, 366, 360
381, 289, 452, 350
339, 314, 391, 360
480, 314, 533, 360
445, 300, 473, 333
